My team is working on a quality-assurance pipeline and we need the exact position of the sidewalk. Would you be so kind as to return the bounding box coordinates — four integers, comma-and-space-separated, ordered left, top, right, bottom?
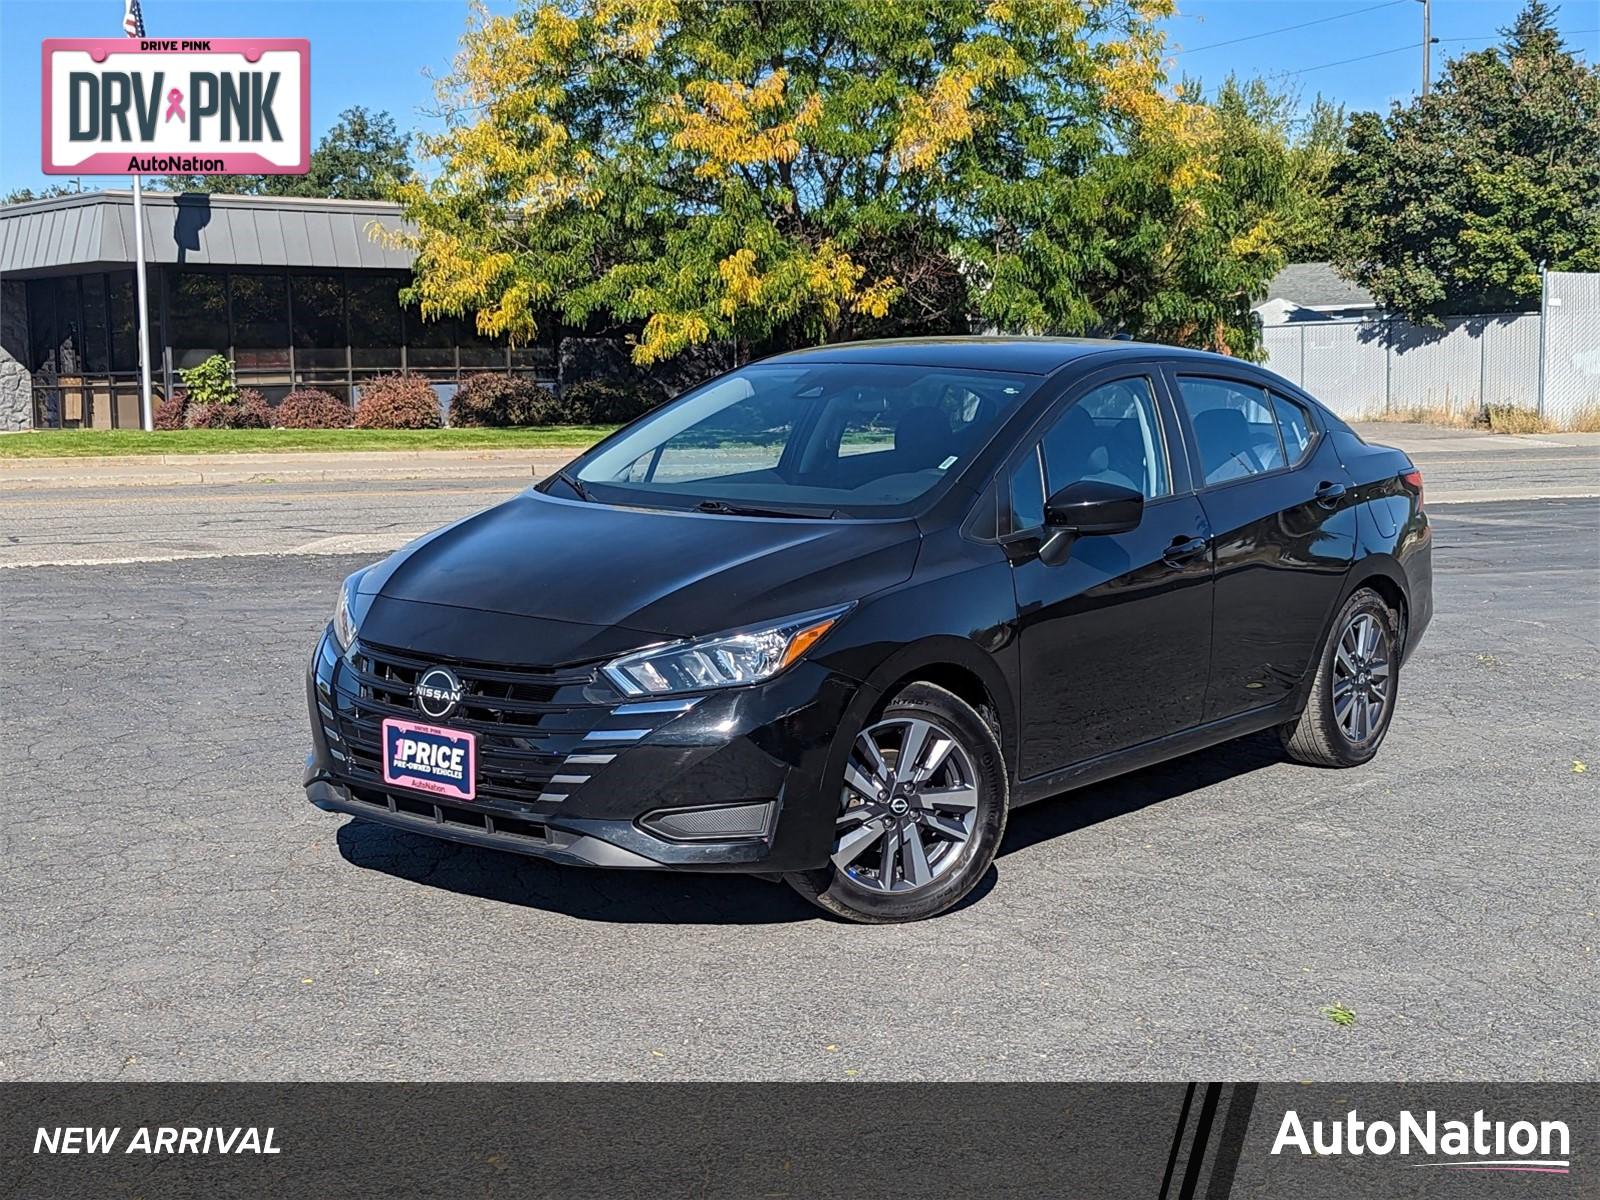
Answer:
0, 447, 576, 488
1350, 422, 1600, 453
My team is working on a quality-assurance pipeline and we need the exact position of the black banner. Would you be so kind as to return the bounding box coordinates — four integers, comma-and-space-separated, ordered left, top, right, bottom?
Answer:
5, 1084, 1593, 1198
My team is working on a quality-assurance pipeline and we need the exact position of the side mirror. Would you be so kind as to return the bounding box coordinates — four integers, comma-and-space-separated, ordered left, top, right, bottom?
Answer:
1044, 479, 1144, 536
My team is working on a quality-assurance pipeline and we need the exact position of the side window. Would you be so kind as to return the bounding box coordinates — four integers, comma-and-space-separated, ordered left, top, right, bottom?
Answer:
1008, 447, 1046, 531
1271, 391, 1316, 465
1177, 377, 1288, 486
1006, 376, 1169, 530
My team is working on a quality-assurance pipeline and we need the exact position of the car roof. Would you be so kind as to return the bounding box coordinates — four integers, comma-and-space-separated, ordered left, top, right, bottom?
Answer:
759, 336, 1258, 377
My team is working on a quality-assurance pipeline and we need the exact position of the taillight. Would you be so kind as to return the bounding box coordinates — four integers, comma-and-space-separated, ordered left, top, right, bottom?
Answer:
1401, 468, 1424, 508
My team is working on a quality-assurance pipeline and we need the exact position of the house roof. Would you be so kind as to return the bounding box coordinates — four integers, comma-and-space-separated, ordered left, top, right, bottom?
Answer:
1259, 262, 1376, 310
0, 190, 415, 277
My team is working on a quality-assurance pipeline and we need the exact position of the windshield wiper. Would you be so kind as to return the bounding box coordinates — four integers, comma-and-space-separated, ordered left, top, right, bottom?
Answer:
550, 468, 592, 502
694, 498, 834, 519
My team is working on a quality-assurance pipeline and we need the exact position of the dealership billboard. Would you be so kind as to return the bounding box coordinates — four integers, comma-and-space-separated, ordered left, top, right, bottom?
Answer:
42, 38, 310, 175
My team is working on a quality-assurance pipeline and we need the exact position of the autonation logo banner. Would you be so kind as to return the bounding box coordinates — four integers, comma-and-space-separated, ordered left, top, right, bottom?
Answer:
1238, 1085, 1594, 1198
42, 38, 309, 176
1272, 1107, 1571, 1174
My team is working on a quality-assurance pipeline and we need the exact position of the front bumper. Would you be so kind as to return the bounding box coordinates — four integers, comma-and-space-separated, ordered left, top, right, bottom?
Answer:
305, 630, 874, 873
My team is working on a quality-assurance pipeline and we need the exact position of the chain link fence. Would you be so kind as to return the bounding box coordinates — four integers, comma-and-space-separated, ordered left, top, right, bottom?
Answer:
1541, 271, 1600, 427
1260, 271, 1599, 429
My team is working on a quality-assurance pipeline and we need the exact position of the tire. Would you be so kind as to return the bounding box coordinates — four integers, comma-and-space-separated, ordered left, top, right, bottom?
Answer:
1281, 588, 1401, 767
785, 682, 1008, 923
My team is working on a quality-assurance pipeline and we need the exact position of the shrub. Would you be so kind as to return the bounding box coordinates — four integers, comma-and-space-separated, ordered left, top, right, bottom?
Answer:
179, 354, 240, 408
233, 389, 273, 429
560, 378, 665, 424
1480, 403, 1554, 435
448, 373, 557, 427
274, 388, 351, 429
185, 401, 230, 429
154, 389, 188, 431
354, 374, 442, 429
186, 387, 272, 429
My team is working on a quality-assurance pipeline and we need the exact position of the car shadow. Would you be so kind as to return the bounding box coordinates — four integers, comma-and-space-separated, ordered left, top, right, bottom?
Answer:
335, 820, 819, 925
997, 730, 1287, 858
334, 732, 1285, 925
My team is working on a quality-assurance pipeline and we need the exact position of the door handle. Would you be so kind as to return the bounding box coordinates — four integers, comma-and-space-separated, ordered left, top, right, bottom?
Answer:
1315, 481, 1348, 508
1162, 535, 1209, 566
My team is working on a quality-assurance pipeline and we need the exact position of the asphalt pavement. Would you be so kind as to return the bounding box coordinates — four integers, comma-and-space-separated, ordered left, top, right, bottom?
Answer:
3, 484, 1595, 1081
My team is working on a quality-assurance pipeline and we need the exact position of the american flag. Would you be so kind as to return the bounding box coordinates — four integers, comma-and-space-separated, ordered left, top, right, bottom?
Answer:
123, 0, 145, 38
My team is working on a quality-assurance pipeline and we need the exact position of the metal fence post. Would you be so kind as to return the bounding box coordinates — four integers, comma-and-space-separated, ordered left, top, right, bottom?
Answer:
1384, 317, 1393, 413
1478, 319, 1487, 412
1535, 263, 1549, 418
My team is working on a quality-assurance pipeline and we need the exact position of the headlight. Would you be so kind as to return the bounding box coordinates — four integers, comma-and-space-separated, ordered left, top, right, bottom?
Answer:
603, 605, 851, 696
331, 574, 361, 652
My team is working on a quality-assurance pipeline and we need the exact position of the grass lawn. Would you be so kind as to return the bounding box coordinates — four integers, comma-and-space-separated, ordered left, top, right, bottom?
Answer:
0, 426, 619, 458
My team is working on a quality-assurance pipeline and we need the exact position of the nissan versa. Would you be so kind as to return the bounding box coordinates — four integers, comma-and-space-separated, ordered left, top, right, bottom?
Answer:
306, 338, 1432, 922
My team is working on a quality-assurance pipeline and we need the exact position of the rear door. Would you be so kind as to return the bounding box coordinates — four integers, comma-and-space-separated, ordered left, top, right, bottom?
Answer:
1166, 371, 1358, 722
1006, 366, 1214, 777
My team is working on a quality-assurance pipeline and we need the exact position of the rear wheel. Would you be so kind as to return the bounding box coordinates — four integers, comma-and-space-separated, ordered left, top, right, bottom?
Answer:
1281, 588, 1400, 767
786, 682, 1007, 923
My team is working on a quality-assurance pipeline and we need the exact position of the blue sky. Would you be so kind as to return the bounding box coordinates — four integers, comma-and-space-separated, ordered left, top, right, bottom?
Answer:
3, 0, 1596, 195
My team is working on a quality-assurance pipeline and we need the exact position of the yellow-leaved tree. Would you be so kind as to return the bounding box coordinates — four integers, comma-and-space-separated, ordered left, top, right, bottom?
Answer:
385, 0, 1303, 362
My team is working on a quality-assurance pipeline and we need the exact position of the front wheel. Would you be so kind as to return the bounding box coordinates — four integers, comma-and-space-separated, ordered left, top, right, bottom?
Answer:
785, 682, 1008, 923
1281, 588, 1401, 767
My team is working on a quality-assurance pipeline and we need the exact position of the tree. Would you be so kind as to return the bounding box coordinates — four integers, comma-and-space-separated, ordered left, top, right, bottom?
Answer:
4, 184, 77, 205
998, 72, 1312, 356
1331, 0, 1600, 324
159, 107, 414, 199
1280, 95, 1347, 263
388, 0, 1301, 362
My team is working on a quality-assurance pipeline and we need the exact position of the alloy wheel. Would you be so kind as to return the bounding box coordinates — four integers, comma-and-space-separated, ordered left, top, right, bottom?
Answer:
1332, 611, 1392, 745
831, 716, 980, 893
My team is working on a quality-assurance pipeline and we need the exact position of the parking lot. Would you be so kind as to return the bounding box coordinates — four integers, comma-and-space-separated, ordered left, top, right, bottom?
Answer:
2, 433, 1596, 1082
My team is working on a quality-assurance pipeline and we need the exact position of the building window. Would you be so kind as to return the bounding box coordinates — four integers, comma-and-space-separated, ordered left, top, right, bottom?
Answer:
169, 271, 229, 368
458, 314, 507, 370
407, 310, 456, 370
348, 273, 403, 370
80, 274, 110, 373
291, 273, 347, 370
231, 272, 289, 369
107, 271, 139, 373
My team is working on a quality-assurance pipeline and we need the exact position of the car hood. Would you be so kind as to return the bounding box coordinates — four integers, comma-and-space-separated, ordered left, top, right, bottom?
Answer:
358, 489, 920, 649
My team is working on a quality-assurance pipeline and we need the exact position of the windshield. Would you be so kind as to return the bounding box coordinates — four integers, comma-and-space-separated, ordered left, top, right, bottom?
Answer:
571, 362, 1039, 517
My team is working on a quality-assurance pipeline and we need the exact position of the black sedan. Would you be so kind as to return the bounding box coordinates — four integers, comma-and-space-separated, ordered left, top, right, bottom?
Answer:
306, 338, 1432, 922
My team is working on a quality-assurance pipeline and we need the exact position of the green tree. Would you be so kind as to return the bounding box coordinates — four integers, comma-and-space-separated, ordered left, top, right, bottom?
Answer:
1331, 0, 1600, 324
160, 107, 414, 199
3, 184, 77, 205
1280, 95, 1347, 263
1028, 74, 1305, 357
387, 0, 1299, 362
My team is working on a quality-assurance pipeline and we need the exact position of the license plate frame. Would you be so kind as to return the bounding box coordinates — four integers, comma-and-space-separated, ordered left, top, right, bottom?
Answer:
381, 717, 477, 803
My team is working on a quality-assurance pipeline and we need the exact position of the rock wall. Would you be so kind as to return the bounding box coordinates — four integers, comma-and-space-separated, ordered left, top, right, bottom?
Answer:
0, 281, 33, 430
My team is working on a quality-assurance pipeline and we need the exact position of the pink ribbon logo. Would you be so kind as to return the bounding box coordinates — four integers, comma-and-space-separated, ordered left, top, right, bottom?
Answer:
164, 88, 185, 123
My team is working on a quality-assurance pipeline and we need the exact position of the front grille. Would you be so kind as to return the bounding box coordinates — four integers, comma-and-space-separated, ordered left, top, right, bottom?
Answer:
326, 640, 615, 812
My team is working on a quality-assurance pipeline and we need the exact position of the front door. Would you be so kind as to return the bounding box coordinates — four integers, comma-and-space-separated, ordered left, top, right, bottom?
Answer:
1008, 371, 1214, 779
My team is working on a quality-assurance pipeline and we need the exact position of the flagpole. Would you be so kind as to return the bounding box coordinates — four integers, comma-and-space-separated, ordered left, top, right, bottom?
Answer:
132, 173, 153, 430
124, 0, 154, 430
